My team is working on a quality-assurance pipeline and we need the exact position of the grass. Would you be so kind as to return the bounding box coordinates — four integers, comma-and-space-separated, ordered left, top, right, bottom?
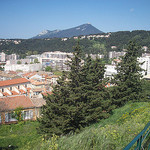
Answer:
0, 121, 41, 150
56, 102, 150, 150
0, 102, 149, 150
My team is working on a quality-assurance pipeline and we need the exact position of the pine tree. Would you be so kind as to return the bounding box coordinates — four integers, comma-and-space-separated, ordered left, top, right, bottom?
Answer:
38, 42, 86, 136
38, 42, 113, 136
38, 73, 70, 136
81, 55, 113, 124
112, 41, 144, 106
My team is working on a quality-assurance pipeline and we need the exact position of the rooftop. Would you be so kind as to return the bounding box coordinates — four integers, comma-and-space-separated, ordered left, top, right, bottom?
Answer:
0, 95, 35, 112
0, 78, 30, 87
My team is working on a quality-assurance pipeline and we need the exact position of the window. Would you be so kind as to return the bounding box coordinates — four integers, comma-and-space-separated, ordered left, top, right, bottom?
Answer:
2, 88, 4, 92
10, 87, 12, 90
18, 86, 20, 89
5, 112, 17, 122
25, 84, 27, 88
23, 110, 33, 120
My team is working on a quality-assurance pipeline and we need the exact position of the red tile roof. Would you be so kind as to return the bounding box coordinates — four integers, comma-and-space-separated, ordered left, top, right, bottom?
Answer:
42, 91, 53, 97
27, 88, 31, 93
31, 98, 46, 107
0, 96, 35, 112
11, 91, 19, 95
3, 92, 10, 96
0, 78, 30, 87
19, 89, 26, 94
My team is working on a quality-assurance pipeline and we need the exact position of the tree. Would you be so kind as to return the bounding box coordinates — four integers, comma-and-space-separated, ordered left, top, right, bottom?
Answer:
17, 60, 21, 64
33, 50, 38, 55
38, 42, 86, 136
38, 42, 111, 137
45, 66, 52, 72
81, 55, 113, 124
12, 107, 23, 122
34, 58, 39, 63
111, 41, 144, 106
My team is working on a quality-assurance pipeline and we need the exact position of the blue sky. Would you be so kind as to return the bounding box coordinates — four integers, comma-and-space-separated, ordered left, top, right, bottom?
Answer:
0, 0, 150, 39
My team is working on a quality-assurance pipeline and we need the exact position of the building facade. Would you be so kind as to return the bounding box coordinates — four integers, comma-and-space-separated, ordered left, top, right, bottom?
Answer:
40, 51, 73, 71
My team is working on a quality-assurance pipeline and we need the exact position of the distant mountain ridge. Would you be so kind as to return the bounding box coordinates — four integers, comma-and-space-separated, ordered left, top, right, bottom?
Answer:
32, 23, 104, 39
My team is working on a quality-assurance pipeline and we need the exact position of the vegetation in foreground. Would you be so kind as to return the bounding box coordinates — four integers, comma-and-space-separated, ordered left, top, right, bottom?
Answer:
38, 41, 145, 137
0, 102, 149, 150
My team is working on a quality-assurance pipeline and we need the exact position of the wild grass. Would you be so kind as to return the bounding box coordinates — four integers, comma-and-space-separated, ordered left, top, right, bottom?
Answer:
43, 102, 150, 150
0, 102, 149, 150
0, 121, 41, 150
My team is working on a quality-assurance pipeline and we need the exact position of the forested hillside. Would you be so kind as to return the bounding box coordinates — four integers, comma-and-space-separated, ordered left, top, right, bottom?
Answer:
0, 30, 150, 58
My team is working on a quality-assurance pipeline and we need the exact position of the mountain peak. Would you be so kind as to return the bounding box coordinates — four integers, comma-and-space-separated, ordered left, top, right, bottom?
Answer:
32, 23, 104, 39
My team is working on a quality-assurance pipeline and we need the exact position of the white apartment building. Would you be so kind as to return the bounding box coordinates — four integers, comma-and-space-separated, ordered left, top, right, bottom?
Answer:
0, 52, 6, 62
109, 51, 126, 59
40, 51, 73, 71
138, 56, 150, 75
104, 65, 117, 78
4, 63, 42, 72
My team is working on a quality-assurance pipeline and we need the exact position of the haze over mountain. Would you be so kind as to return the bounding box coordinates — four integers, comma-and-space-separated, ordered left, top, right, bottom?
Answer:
32, 23, 104, 39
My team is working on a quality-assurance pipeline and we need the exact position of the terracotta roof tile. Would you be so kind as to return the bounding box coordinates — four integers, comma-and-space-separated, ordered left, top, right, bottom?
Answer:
27, 88, 31, 93
3, 92, 10, 96
11, 91, 19, 95
31, 98, 46, 107
19, 89, 26, 94
0, 78, 30, 87
0, 96, 35, 111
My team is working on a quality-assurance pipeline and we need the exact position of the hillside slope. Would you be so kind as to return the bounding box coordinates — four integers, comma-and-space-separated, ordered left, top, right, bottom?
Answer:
0, 102, 149, 150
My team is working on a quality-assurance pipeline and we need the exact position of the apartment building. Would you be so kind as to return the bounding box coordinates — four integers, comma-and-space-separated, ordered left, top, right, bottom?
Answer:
40, 51, 73, 71
109, 51, 126, 59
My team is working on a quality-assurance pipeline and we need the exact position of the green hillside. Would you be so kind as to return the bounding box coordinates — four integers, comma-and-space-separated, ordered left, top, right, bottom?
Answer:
0, 30, 150, 58
0, 102, 149, 150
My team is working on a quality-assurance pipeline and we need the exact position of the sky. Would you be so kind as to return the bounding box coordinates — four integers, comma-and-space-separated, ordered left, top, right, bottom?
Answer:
0, 0, 150, 39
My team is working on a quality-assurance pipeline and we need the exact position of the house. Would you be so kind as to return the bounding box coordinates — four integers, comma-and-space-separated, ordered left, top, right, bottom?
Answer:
0, 78, 31, 97
0, 71, 21, 81
46, 75, 59, 86
0, 95, 36, 124
29, 79, 46, 98
30, 97, 46, 119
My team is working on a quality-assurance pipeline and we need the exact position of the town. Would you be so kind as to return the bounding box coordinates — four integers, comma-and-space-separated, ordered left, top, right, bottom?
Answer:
0, 45, 150, 124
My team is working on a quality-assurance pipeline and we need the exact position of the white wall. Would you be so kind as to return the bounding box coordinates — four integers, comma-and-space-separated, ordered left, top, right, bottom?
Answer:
4, 63, 42, 72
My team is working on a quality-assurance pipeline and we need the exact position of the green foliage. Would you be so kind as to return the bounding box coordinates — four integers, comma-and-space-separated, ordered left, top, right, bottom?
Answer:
41, 134, 59, 150
45, 66, 52, 72
12, 107, 23, 122
111, 41, 145, 106
34, 58, 39, 63
17, 60, 21, 64
38, 42, 111, 137
1, 30, 150, 56
0, 121, 41, 150
41, 102, 150, 150
0, 102, 150, 150
53, 71, 63, 76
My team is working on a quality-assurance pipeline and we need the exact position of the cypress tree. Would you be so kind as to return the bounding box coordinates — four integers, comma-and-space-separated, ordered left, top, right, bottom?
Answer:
81, 55, 113, 124
38, 42, 113, 136
38, 42, 86, 136
112, 41, 144, 106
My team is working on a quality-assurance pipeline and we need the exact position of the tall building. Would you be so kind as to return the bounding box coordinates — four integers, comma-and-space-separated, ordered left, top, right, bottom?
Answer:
40, 51, 73, 71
